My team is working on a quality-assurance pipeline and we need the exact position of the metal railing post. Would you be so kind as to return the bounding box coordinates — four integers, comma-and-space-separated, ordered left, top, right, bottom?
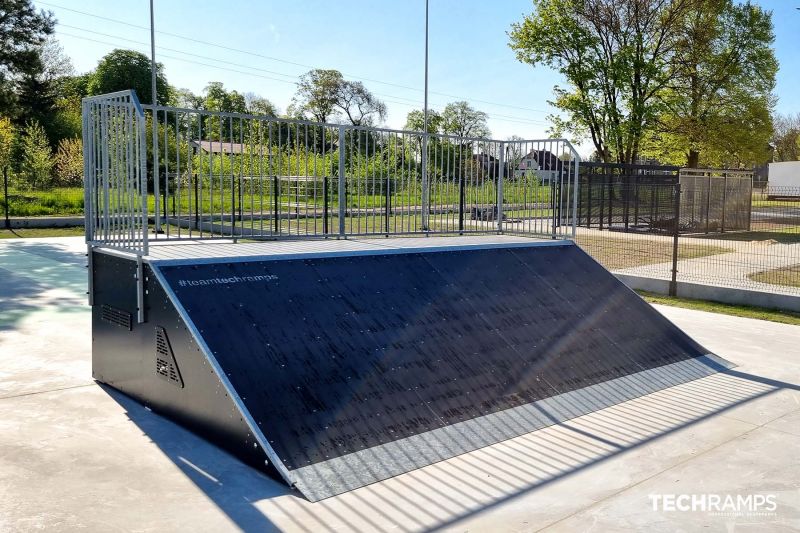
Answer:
338, 126, 346, 237
152, 107, 161, 233
421, 134, 429, 230
323, 175, 329, 235
670, 182, 681, 297
572, 156, 580, 238
497, 142, 505, 233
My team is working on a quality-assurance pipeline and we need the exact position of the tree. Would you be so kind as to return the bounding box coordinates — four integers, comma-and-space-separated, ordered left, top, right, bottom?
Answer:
54, 137, 82, 186
404, 109, 442, 134
658, 0, 776, 167
441, 101, 490, 139
292, 69, 343, 123
772, 113, 800, 162
509, 0, 694, 163
87, 49, 170, 105
18, 120, 53, 189
0, 116, 14, 171
333, 80, 387, 126
244, 92, 278, 117
0, 0, 54, 116
16, 38, 75, 143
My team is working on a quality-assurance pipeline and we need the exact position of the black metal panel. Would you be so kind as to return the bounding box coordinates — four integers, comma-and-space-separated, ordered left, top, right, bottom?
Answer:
157, 243, 710, 472
91, 251, 278, 477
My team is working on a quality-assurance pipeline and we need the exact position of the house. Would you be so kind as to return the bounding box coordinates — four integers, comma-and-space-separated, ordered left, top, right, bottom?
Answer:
767, 161, 800, 198
189, 139, 247, 155
515, 149, 564, 182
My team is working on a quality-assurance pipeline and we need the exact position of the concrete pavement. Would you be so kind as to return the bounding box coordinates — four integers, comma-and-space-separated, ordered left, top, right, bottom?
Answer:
0, 237, 798, 532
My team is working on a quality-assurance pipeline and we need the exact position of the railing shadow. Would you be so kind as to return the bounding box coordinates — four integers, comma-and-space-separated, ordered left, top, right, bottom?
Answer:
102, 369, 799, 532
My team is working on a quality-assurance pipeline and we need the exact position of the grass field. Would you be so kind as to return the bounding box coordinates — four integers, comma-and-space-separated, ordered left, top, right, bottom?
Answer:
575, 234, 731, 270
637, 290, 800, 326
748, 264, 800, 288
0, 227, 85, 239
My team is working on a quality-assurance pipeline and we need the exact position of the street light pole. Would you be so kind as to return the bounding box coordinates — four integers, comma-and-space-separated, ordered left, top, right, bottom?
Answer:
421, 0, 430, 230
150, 0, 161, 232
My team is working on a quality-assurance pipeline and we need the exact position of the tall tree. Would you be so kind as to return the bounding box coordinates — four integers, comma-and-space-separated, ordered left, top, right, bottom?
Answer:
244, 92, 278, 117
87, 49, 169, 105
292, 69, 344, 123
17, 119, 53, 188
509, 0, 694, 163
441, 101, 490, 139
333, 80, 387, 126
772, 113, 800, 162
404, 109, 442, 134
0, 0, 54, 116
658, 0, 776, 167
16, 38, 75, 143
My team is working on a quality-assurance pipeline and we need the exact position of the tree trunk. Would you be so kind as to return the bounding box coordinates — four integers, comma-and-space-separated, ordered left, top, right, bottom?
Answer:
687, 150, 700, 168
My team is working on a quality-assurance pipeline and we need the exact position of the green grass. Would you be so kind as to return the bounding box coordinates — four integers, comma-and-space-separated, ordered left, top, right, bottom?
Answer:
636, 290, 800, 326
0, 227, 85, 239
3, 187, 84, 216
748, 264, 800, 288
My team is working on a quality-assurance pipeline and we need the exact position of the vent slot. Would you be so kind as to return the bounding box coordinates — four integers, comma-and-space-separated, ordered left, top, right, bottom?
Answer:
101, 304, 132, 330
155, 326, 184, 388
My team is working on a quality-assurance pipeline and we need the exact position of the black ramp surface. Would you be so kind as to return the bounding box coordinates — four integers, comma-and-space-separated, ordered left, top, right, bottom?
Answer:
155, 242, 730, 500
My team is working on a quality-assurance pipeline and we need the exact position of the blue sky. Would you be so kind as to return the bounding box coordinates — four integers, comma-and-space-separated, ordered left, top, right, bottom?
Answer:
37, 0, 800, 150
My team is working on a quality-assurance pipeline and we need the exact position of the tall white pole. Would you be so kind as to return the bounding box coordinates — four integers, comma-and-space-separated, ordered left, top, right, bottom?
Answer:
421, 0, 430, 230
150, 0, 161, 232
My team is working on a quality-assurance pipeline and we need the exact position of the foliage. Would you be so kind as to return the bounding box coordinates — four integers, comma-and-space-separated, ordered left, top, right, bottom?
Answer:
333, 80, 387, 126
0, 116, 15, 170
441, 101, 490, 139
292, 69, 386, 126
54, 137, 83, 186
656, 0, 777, 167
244, 92, 278, 117
293, 69, 343, 123
509, 0, 695, 163
87, 49, 170, 105
17, 120, 53, 189
0, 0, 54, 117
15, 38, 77, 143
404, 109, 442, 134
772, 113, 800, 162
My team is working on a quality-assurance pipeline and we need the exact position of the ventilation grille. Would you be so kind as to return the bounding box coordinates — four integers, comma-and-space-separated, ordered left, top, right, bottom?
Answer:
155, 326, 184, 388
101, 304, 132, 330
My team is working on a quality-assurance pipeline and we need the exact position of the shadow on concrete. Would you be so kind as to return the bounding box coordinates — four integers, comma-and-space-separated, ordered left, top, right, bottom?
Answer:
100, 369, 799, 532
101, 384, 289, 533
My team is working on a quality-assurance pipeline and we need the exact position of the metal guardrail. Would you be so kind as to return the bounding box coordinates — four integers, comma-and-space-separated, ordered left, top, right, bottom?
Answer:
83, 90, 149, 255
83, 90, 581, 252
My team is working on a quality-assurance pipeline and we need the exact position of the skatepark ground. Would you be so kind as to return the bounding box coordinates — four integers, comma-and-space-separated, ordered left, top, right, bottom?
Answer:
1, 237, 798, 532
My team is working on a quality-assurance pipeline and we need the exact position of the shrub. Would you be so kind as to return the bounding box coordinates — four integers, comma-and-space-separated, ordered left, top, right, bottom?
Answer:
54, 138, 83, 186
18, 120, 54, 190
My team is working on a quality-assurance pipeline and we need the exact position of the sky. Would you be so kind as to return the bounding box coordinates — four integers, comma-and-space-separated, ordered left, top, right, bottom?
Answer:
35, 0, 800, 155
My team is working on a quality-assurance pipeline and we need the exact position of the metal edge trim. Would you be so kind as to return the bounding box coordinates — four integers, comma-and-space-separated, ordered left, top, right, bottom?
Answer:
145, 239, 575, 266
148, 264, 298, 487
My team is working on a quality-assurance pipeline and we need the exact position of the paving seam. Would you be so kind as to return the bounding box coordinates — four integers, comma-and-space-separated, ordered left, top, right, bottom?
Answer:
0, 383, 95, 401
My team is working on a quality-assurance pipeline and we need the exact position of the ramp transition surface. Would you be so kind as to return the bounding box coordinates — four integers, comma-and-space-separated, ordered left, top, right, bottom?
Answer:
151, 241, 732, 500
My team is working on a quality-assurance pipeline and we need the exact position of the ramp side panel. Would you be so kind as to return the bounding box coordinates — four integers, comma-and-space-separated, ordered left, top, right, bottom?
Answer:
156, 243, 717, 484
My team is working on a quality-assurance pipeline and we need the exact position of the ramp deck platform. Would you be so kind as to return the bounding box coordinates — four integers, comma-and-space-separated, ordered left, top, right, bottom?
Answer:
90, 236, 732, 501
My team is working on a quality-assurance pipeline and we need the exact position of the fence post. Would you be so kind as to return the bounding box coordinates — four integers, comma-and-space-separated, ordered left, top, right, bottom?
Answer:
458, 173, 465, 234
421, 133, 429, 231
323, 175, 329, 235
273, 175, 279, 235
2, 167, 9, 229
497, 142, 505, 233
721, 173, 727, 233
670, 182, 681, 297
193, 173, 199, 229
338, 126, 346, 237
385, 176, 391, 235
705, 172, 711, 234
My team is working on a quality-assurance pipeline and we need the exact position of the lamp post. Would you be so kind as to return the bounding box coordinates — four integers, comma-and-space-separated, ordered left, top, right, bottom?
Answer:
150, 0, 161, 232
421, 0, 430, 230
